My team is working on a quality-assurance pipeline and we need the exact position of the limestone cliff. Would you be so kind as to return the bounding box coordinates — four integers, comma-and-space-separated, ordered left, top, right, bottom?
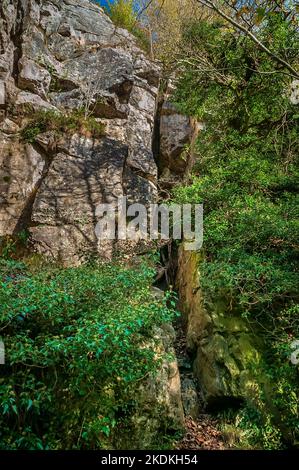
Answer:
0, 0, 186, 449
1, 0, 281, 450
0, 0, 160, 264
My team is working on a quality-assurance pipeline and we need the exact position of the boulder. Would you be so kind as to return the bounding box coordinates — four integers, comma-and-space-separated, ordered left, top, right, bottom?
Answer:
176, 247, 264, 407
160, 102, 192, 175
0, 118, 20, 134
290, 80, 299, 105
14, 91, 58, 111
114, 324, 185, 449
181, 377, 200, 419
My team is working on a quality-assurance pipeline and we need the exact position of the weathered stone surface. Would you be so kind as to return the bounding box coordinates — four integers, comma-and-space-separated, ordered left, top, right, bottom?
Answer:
115, 324, 184, 449
176, 247, 263, 406
29, 224, 98, 265
32, 136, 127, 225
123, 167, 157, 206
0, 118, 20, 134
181, 377, 200, 419
160, 103, 192, 175
0, 1, 17, 80
159, 84, 202, 179
0, 0, 160, 263
18, 58, 51, 98
126, 100, 157, 179
290, 79, 299, 105
0, 81, 5, 106
14, 91, 58, 111
0, 138, 45, 235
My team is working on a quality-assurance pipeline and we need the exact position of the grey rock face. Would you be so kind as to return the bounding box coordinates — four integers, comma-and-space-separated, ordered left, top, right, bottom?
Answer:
0, 81, 5, 106
158, 83, 203, 180
18, 58, 52, 98
176, 246, 264, 407
0, 137, 45, 235
181, 377, 200, 419
0, 0, 160, 263
290, 80, 299, 105
15, 91, 58, 111
160, 102, 192, 175
116, 324, 184, 449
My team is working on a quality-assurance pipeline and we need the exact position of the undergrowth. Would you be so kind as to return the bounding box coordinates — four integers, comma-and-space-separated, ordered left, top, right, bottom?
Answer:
21, 109, 105, 143
0, 256, 177, 449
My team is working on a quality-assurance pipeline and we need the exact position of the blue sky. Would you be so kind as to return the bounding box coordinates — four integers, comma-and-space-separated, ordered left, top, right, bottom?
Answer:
96, 0, 114, 8
95, 1, 143, 13
95, 1, 144, 13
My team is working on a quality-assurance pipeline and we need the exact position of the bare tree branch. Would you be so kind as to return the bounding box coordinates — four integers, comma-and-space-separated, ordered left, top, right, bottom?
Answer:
195, 0, 299, 79
136, 0, 156, 19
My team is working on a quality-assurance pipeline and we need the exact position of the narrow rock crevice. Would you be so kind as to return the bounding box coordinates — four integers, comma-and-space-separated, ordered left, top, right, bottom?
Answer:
155, 243, 225, 450
11, 0, 27, 81
152, 85, 164, 176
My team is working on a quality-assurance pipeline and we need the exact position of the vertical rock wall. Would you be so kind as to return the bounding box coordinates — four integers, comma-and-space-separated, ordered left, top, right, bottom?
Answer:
157, 82, 203, 182
0, 0, 160, 264
176, 246, 267, 410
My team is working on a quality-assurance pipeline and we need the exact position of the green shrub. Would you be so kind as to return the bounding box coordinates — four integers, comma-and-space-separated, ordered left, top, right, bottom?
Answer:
0, 258, 177, 449
0, 231, 30, 259
21, 109, 105, 143
219, 405, 284, 450
105, 1, 150, 51
108, 0, 136, 31
173, 16, 298, 324
173, 12, 299, 446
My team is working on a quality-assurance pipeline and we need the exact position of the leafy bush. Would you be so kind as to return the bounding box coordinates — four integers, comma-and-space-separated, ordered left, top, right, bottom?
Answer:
0, 258, 177, 449
21, 109, 105, 143
0, 231, 30, 259
173, 12, 299, 446
108, 0, 137, 31
219, 405, 284, 450
105, 0, 149, 51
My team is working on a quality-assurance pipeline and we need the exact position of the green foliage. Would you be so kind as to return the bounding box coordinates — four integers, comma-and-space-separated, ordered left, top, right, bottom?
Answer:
173, 11, 299, 446
0, 257, 177, 449
219, 405, 284, 450
108, 0, 137, 30
105, 0, 149, 51
0, 231, 30, 259
21, 109, 105, 143
219, 345, 298, 449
